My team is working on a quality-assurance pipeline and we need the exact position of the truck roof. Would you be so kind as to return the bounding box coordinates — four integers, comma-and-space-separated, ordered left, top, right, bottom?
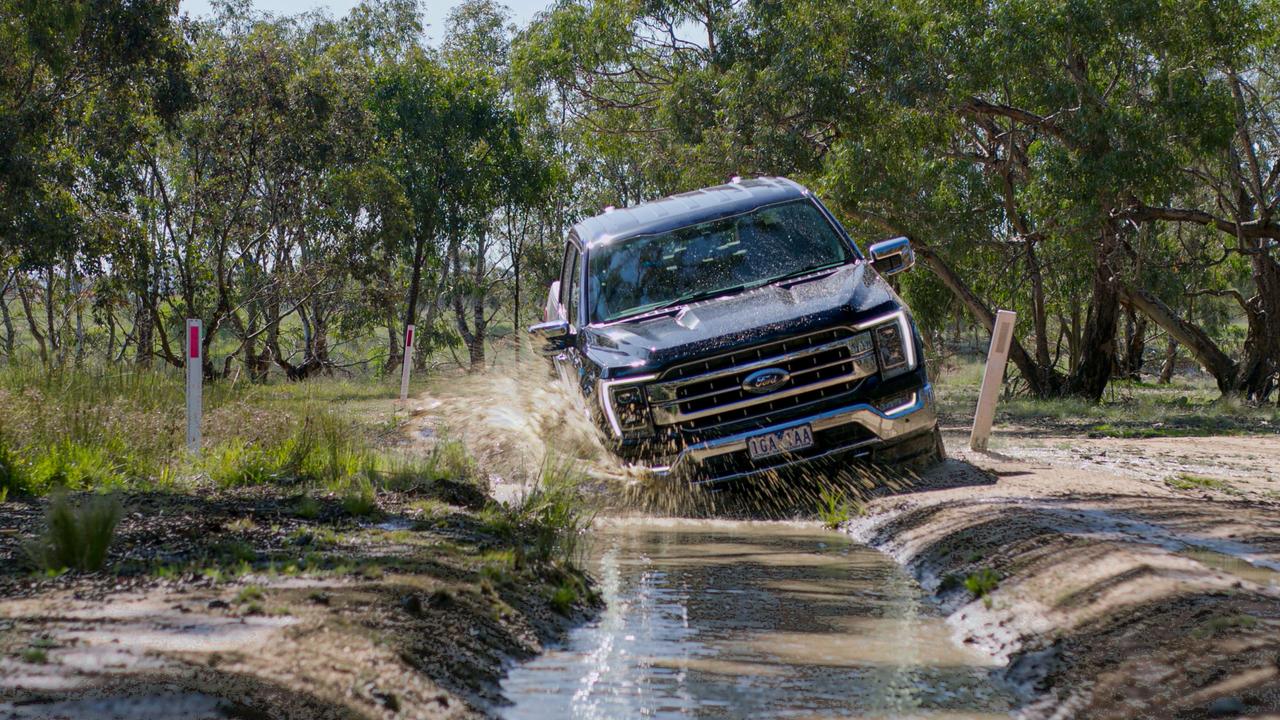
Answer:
572, 176, 811, 249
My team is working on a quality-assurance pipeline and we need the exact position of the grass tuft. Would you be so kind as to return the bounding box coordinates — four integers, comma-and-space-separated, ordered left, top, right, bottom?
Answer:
1165, 473, 1236, 493
548, 580, 578, 615
339, 475, 378, 517
236, 585, 265, 603
24, 494, 122, 572
964, 568, 1000, 606
816, 486, 857, 529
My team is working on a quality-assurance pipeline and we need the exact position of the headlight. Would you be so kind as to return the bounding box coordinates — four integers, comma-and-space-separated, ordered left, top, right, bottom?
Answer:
862, 310, 916, 379
876, 323, 907, 371
599, 375, 658, 437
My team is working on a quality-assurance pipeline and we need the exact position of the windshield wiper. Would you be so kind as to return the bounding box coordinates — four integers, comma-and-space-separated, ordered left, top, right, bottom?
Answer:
649, 282, 755, 312
767, 261, 846, 287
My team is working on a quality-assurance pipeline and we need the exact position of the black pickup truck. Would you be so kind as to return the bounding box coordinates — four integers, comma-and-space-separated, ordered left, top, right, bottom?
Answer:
529, 176, 942, 486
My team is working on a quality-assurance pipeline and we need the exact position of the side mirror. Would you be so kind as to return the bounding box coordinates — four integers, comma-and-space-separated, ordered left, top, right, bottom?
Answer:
544, 281, 561, 321
528, 319, 571, 356
868, 236, 915, 277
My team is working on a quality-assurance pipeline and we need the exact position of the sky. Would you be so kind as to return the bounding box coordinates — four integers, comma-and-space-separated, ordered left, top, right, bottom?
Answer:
178, 0, 550, 44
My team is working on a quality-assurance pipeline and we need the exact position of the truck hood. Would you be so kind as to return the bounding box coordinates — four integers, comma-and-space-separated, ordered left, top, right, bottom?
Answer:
584, 262, 903, 376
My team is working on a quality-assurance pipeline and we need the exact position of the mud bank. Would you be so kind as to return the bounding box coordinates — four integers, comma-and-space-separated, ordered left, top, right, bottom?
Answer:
0, 486, 595, 719
848, 430, 1280, 719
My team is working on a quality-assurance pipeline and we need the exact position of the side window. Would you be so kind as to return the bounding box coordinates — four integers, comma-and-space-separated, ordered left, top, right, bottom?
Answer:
563, 240, 578, 302
567, 249, 581, 329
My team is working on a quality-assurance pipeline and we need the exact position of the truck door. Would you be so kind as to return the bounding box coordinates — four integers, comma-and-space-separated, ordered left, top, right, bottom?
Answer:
553, 242, 581, 383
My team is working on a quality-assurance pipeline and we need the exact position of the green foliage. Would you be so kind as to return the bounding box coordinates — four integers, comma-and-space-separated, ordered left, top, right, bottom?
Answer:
964, 568, 1000, 604
430, 438, 476, 483
481, 455, 591, 568
0, 442, 24, 498
1166, 474, 1236, 493
340, 475, 379, 517
1193, 613, 1258, 639
548, 581, 579, 616
816, 486, 856, 529
23, 494, 122, 573
236, 585, 265, 604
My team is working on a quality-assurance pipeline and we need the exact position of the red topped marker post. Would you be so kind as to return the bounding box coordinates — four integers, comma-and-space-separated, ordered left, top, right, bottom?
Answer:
186, 318, 203, 453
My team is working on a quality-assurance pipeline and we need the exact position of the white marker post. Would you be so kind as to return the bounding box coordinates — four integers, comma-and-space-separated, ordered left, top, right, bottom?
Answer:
970, 310, 1016, 452
185, 318, 203, 453
399, 324, 415, 402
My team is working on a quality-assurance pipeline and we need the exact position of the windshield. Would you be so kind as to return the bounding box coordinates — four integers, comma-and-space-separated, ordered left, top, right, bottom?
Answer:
586, 199, 853, 323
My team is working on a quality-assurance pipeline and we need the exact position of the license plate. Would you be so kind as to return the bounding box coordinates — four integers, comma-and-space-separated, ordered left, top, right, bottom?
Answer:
746, 425, 814, 460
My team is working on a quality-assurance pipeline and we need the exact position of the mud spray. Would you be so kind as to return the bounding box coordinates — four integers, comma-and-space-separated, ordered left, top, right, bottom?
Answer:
409, 341, 914, 519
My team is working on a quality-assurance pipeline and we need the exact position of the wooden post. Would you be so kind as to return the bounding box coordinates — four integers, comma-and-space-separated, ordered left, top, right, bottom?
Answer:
186, 318, 202, 453
399, 324, 415, 402
970, 310, 1016, 452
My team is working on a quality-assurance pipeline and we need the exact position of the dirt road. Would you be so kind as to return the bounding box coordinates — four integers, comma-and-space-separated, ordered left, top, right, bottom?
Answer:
849, 427, 1280, 719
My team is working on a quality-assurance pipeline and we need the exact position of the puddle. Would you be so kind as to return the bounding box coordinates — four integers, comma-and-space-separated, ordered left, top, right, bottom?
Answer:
1, 692, 236, 719
1182, 548, 1280, 588
501, 519, 1014, 719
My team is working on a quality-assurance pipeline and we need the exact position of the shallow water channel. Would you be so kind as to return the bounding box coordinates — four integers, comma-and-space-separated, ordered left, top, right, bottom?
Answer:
501, 518, 1014, 719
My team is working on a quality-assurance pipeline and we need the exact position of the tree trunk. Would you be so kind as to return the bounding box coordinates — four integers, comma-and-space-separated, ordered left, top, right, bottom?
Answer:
1158, 337, 1178, 384
913, 242, 1058, 397
385, 313, 400, 375
1026, 238, 1052, 386
1235, 252, 1280, 403
1119, 306, 1147, 381
1066, 229, 1121, 399
17, 276, 48, 365
133, 293, 154, 367
0, 272, 14, 360
1118, 285, 1237, 393
104, 306, 117, 363
45, 266, 60, 364
397, 233, 429, 373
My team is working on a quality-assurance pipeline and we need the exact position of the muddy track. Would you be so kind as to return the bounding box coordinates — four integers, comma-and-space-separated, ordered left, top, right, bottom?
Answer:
0, 487, 595, 720
849, 429, 1280, 719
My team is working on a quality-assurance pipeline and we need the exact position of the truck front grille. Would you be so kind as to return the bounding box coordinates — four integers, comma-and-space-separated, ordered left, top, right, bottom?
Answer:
648, 328, 878, 433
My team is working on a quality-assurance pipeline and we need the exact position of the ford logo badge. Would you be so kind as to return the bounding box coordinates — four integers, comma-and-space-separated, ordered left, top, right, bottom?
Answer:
742, 367, 790, 395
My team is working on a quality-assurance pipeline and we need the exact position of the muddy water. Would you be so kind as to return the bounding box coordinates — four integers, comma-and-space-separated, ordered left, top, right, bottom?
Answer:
501, 519, 1014, 719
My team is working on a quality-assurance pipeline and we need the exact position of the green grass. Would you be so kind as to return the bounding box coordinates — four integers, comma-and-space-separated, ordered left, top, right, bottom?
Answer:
1165, 473, 1237, 493
0, 363, 420, 498
816, 486, 853, 529
934, 358, 1280, 435
1192, 613, 1258, 638
481, 454, 592, 569
20, 647, 48, 664
340, 475, 379, 517
23, 494, 122, 572
964, 568, 1000, 604
548, 581, 579, 615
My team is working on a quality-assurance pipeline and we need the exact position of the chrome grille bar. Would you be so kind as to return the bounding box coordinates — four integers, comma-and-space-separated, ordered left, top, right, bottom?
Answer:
648, 330, 877, 426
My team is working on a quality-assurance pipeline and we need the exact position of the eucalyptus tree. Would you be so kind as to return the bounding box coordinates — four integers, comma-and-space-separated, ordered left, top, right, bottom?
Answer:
1, 0, 185, 365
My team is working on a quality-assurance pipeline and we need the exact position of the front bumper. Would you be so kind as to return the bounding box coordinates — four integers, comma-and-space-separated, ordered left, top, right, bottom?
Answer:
650, 383, 938, 485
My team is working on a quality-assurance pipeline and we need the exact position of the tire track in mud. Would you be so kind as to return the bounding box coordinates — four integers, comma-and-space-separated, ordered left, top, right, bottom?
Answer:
847, 437, 1280, 719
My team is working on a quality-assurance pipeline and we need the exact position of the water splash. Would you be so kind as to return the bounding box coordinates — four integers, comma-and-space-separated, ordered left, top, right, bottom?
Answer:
410, 341, 917, 518
409, 343, 628, 501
